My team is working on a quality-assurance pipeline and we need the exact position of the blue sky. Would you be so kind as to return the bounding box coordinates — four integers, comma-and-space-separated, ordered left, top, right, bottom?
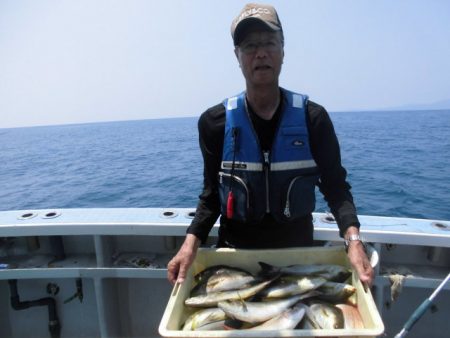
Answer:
1, 0, 449, 128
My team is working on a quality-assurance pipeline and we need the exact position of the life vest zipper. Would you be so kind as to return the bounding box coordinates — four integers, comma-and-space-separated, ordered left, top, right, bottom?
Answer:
284, 175, 303, 218
243, 93, 284, 216
263, 151, 270, 213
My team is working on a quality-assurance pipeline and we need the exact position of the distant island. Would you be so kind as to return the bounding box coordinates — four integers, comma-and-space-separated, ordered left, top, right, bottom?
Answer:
380, 98, 450, 111
335, 98, 450, 113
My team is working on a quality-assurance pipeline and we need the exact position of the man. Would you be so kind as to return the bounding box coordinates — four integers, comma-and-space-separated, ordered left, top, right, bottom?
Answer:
167, 3, 373, 288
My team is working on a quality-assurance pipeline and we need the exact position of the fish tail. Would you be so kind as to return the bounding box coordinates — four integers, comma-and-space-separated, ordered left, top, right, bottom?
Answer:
258, 261, 280, 278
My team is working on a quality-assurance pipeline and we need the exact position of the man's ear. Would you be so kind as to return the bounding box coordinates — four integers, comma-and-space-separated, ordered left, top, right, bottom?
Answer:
234, 47, 242, 68
234, 47, 239, 61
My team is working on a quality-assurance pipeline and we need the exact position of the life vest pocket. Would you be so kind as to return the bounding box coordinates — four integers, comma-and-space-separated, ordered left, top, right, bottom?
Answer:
218, 172, 250, 222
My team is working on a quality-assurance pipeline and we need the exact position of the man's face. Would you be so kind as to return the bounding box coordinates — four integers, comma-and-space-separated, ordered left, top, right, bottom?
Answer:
234, 29, 284, 88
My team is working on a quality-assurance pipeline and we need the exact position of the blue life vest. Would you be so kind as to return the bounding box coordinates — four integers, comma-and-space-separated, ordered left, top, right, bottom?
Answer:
219, 88, 319, 224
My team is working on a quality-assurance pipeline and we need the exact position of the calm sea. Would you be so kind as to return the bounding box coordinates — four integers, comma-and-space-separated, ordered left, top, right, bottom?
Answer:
1, 110, 449, 221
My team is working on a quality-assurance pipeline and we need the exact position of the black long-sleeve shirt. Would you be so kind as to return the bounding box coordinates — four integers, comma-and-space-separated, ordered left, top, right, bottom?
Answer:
187, 91, 360, 248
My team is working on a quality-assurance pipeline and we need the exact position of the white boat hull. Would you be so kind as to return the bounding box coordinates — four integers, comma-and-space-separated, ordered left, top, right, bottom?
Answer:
1, 208, 449, 337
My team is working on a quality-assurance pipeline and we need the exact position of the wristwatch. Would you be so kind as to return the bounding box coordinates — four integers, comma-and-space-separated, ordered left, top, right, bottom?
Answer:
344, 234, 364, 252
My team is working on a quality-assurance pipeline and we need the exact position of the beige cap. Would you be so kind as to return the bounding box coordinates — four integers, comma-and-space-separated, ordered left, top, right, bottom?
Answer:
231, 3, 283, 46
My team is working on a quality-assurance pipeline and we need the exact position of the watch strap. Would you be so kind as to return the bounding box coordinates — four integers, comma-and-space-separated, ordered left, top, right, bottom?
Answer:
344, 234, 364, 252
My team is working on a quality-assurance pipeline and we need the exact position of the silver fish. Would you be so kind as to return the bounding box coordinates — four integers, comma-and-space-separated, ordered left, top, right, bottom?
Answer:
193, 320, 226, 330
259, 262, 351, 282
191, 266, 257, 295
205, 267, 257, 293
306, 301, 344, 329
299, 315, 316, 330
258, 275, 327, 299
182, 308, 226, 331
218, 294, 304, 324
185, 279, 273, 308
190, 277, 254, 298
194, 265, 248, 284
248, 303, 306, 330
317, 281, 357, 305
189, 281, 208, 297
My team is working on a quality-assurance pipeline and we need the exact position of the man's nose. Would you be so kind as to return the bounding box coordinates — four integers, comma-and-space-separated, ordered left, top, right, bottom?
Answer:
254, 45, 268, 57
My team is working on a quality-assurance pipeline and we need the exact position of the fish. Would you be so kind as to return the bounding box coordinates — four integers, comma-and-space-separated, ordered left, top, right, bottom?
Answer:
248, 303, 306, 330
203, 266, 258, 293
184, 279, 274, 308
257, 275, 327, 299
191, 265, 257, 296
298, 315, 316, 330
316, 281, 357, 305
194, 265, 229, 283
335, 304, 364, 329
193, 265, 249, 284
182, 308, 226, 331
189, 281, 208, 297
222, 318, 256, 330
192, 320, 226, 331
305, 301, 344, 329
259, 262, 351, 282
218, 294, 304, 324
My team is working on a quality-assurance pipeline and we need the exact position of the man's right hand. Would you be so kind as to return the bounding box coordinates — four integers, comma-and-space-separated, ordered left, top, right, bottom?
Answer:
167, 234, 201, 285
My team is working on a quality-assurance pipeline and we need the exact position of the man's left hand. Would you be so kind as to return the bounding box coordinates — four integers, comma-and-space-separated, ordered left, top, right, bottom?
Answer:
347, 240, 374, 289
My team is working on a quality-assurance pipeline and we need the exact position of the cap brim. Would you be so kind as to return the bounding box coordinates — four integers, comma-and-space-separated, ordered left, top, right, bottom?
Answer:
233, 18, 281, 46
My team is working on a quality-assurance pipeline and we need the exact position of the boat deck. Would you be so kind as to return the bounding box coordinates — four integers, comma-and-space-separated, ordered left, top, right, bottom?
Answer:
0, 208, 449, 337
